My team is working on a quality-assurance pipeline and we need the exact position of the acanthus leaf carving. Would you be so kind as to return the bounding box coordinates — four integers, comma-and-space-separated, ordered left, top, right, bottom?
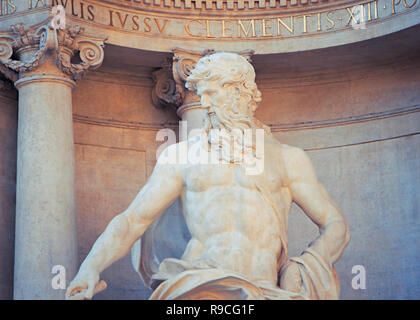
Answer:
151, 48, 252, 114
0, 22, 106, 83
151, 48, 207, 111
0, 23, 51, 82
152, 58, 185, 110
56, 26, 106, 81
173, 57, 197, 84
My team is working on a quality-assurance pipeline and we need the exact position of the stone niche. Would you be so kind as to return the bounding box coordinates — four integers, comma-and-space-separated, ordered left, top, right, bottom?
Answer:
0, 0, 419, 299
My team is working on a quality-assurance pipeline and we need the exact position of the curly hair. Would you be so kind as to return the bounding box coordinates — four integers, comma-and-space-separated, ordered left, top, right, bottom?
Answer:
185, 52, 262, 115
185, 52, 271, 165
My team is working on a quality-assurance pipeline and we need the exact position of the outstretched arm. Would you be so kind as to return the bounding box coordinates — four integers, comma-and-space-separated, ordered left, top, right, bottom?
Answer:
284, 147, 350, 266
66, 145, 183, 299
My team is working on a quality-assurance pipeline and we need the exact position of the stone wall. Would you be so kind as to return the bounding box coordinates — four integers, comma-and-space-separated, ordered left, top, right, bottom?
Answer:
0, 80, 17, 300
69, 51, 420, 299
0, 53, 418, 299
72, 67, 178, 299
0, 0, 417, 301
265, 56, 420, 299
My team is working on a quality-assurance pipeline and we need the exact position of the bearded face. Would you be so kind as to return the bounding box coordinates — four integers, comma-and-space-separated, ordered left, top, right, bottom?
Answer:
185, 52, 267, 174
196, 79, 258, 133
193, 79, 261, 164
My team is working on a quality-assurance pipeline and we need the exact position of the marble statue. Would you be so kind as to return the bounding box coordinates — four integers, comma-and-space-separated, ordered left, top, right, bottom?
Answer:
66, 52, 350, 300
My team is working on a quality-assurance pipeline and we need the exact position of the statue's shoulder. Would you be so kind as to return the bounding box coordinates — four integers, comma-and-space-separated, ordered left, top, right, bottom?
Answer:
156, 140, 189, 166
265, 137, 312, 177
271, 140, 317, 184
265, 135, 305, 159
158, 141, 179, 156
280, 144, 306, 158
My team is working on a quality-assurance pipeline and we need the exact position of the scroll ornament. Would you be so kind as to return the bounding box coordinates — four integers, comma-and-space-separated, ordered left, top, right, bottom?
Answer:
55, 25, 106, 81
0, 23, 106, 82
151, 49, 252, 111
151, 58, 185, 109
151, 49, 210, 110
0, 23, 49, 82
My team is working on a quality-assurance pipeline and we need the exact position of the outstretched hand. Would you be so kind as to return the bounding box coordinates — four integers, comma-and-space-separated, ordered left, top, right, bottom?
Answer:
66, 268, 107, 300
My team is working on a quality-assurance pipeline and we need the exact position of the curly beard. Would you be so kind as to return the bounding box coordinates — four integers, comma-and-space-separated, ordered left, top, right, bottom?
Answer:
201, 95, 265, 164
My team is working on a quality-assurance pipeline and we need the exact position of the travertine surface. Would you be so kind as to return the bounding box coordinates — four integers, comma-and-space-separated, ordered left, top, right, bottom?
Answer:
67, 42, 419, 299
0, 21, 106, 299
0, 82, 17, 300
13, 65, 78, 300
0, 1, 418, 301
66, 53, 350, 300
3, 0, 419, 54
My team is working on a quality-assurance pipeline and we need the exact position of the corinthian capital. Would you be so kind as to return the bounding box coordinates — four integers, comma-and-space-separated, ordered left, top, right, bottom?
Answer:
0, 23, 49, 82
151, 58, 183, 110
151, 48, 208, 111
0, 22, 106, 82
172, 48, 209, 85
151, 48, 254, 116
55, 25, 106, 80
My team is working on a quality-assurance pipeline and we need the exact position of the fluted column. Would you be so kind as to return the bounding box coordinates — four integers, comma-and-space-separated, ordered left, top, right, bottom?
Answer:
0, 23, 105, 299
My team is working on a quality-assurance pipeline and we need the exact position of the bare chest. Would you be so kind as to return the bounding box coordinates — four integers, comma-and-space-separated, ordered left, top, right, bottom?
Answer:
181, 161, 283, 193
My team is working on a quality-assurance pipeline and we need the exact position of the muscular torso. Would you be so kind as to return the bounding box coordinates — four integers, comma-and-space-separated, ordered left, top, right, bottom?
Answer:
179, 137, 293, 286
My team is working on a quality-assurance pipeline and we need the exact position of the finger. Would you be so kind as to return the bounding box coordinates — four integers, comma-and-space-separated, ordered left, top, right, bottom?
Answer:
66, 284, 83, 298
84, 281, 96, 300
65, 280, 77, 297
93, 280, 107, 296
67, 279, 88, 295
66, 290, 87, 300
65, 285, 73, 297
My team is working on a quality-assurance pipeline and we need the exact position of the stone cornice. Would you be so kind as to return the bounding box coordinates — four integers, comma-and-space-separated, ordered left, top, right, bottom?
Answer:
1, 0, 411, 55
73, 113, 179, 130
269, 104, 420, 132
99, 0, 351, 15
72, 103, 420, 131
